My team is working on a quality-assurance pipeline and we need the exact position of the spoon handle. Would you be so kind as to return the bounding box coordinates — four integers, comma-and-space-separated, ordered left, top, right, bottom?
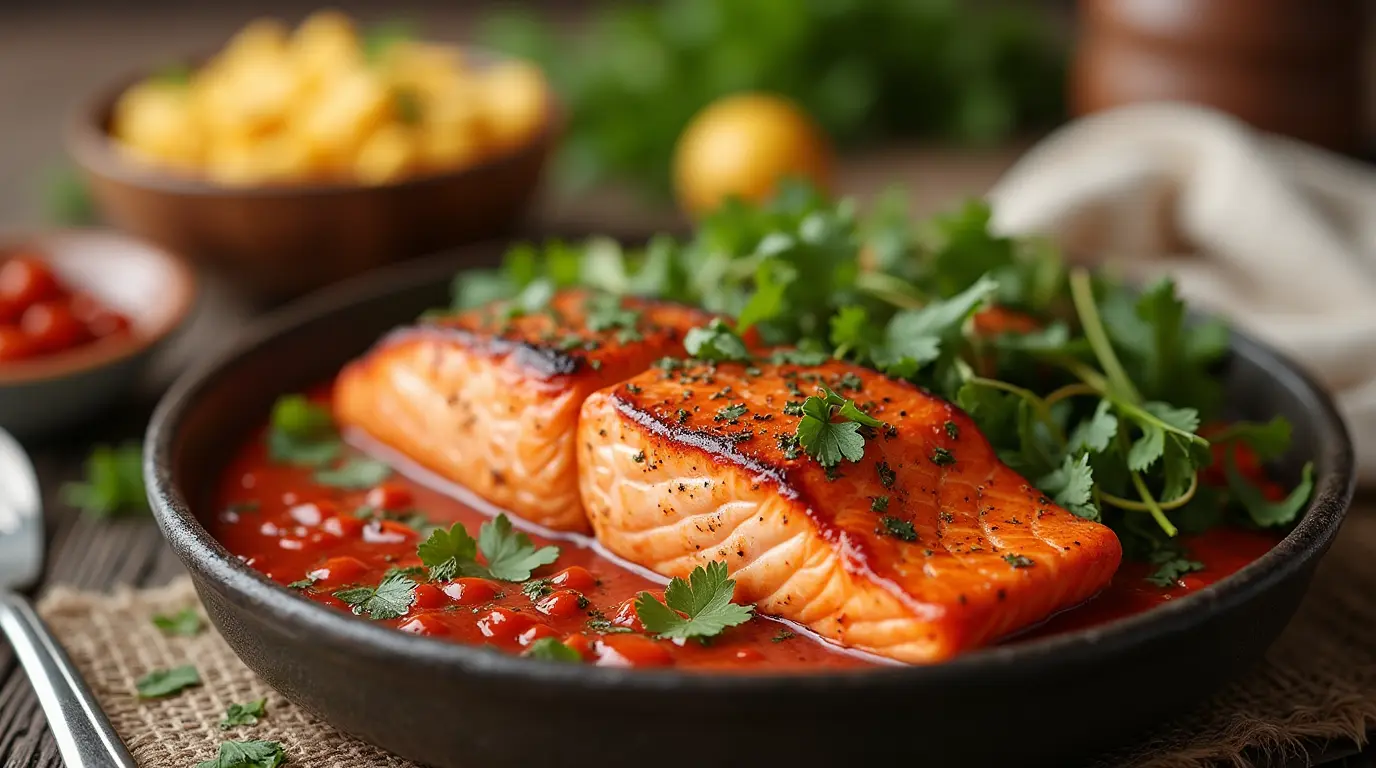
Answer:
0, 591, 137, 768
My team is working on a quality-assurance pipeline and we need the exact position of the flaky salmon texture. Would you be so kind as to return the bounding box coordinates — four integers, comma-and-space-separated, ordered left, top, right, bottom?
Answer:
335, 290, 1122, 663
577, 359, 1122, 663
335, 290, 712, 532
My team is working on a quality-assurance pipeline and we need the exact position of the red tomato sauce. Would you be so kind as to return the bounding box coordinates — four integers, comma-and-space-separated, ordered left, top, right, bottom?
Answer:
0, 249, 132, 362
209, 394, 1285, 671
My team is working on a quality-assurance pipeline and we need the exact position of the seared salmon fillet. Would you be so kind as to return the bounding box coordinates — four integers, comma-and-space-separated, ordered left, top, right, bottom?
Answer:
577, 359, 1122, 662
335, 290, 711, 532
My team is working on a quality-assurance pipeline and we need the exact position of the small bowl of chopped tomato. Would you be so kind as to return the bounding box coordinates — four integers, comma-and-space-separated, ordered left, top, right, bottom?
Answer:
0, 230, 195, 438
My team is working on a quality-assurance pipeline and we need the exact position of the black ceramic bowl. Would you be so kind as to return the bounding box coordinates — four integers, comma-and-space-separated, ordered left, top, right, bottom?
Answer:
145, 244, 1355, 768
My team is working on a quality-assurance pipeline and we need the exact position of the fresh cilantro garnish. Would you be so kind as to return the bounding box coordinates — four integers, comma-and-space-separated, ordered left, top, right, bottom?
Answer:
1226, 460, 1315, 529
1145, 548, 1205, 587
684, 319, 752, 362
634, 561, 754, 642
136, 665, 201, 699
195, 740, 286, 768
930, 447, 956, 466
521, 579, 553, 599
522, 637, 582, 663
219, 698, 267, 730
585, 293, 641, 336
772, 629, 795, 643
313, 457, 393, 490
266, 395, 341, 467
333, 572, 417, 620
479, 514, 561, 580
795, 386, 884, 467
1037, 454, 1098, 521
877, 515, 917, 542
151, 608, 203, 637
1210, 417, 1292, 460
870, 496, 890, 512
417, 523, 479, 581
417, 514, 559, 582
442, 189, 1310, 570
62, 443, 147, 519
287, 577, 316, 590
714, 403, 748, 423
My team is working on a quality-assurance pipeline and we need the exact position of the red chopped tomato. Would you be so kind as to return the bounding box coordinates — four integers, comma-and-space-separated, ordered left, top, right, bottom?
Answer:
517, 623, 559, 646
442, 577, 500, 605
609, 598, 644, 632
21, 300, 89, 354
0, 256, 61, 309
476, 607, 535, 645
411, 583, 449, 610
549, 565, 597, 592
535, 589, 586, 619
399, 614, 449, 636
308, 555, 369, 586
365, 483, 414, 511
596, 634, 673, 667
0, 327, 35, 361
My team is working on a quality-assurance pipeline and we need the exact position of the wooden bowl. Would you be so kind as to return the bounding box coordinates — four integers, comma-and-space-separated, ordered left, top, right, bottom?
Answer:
67, 56, 555, 301
0, 230, 195, 439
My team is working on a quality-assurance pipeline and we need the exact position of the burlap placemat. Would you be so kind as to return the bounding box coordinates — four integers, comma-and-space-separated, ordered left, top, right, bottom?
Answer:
36, 511, 1376, 768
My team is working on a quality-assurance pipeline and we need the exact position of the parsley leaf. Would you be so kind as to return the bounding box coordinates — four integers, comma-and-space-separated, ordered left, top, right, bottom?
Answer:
1037, 454, 1098, 520
794, 387, 883, 467
1211, 417, 1293, 461
877, 515, 917, 541
266, 395, 341, 467
195, 740, 286, 768
417, 515, 559, 582
684, 318, 752, 362
478, 514, 561, 581
313, 457, 393, 490
219, 698, 267, 730
1068, 399, 1118, 454
634, 561, 754, 641
136, 665, 201, 698
333, 572, 417, 620
522, 637, 583, 663
1227, 460, 1316, 528
417, 523, 479, 581
151, 608, 203, 637
61, 443, 148, 519
879, 274, 998, 371
1145, 550, 1205, 587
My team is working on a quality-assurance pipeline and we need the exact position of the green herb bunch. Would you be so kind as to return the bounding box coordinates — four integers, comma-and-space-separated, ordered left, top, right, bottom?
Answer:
447, 183, 1314, 569
479, 0, 1064, 193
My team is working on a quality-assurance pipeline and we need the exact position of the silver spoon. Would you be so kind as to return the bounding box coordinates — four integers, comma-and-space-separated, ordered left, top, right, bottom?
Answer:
0, 428, 136, 767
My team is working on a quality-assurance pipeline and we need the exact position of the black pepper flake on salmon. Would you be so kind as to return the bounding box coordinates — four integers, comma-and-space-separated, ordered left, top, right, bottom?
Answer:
676, 408, 690, 424
626, 383, 643, 394
930, 447, 955, 466
944, 421, 960, 439
871, 496, 890, 512
632, 451, 646, 464
782, 401, 804, 416
1003, 554, 1035, 569
877, 515, 917, 542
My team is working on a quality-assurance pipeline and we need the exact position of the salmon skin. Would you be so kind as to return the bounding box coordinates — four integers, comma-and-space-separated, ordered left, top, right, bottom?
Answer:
577, 359, 1122, 662
335, 290, 711, 532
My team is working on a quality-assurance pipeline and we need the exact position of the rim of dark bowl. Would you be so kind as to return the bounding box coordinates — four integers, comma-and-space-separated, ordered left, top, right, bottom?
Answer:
145, 249, 1356, 693
66, 46, 561, 200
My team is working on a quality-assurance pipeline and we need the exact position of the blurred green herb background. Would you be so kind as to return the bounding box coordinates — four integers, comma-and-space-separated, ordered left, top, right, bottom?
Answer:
481, 0, 1065, 194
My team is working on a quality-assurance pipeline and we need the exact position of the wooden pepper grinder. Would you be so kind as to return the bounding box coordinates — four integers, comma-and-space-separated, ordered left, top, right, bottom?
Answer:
1072, 0, 1368, 153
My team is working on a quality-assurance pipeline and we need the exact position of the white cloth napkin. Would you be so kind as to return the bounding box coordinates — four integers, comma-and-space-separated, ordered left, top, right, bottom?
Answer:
986, 102, 1376, 481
